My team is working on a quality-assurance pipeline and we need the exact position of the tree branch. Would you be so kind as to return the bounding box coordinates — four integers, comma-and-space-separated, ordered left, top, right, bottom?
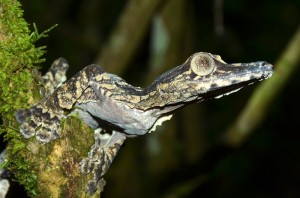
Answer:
94, 0, 166, 75
0, 1, 100, 197
224, 27, 300, 146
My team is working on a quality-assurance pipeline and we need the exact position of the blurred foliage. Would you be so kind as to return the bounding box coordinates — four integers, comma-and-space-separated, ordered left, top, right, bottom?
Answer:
3, 0, 300, 197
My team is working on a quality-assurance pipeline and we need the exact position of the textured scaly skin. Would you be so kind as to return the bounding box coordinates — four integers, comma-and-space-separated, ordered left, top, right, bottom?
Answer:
15, 52, 273, 194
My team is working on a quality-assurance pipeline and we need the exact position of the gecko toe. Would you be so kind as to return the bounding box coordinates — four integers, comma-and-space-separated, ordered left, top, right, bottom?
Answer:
19, 122, 36, 138
15, 109, 32, 123
86, 181, 97, 194
36, 125, 61, 143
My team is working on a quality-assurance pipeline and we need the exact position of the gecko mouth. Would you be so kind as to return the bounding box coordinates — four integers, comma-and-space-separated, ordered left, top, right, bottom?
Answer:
202, 78, 258, 100
202, 62, 274, 100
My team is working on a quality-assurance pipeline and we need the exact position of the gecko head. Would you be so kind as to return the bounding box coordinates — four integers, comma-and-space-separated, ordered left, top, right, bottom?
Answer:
189, 52, 273, 99
184, 52, 274, 100
151, 52, 274, 105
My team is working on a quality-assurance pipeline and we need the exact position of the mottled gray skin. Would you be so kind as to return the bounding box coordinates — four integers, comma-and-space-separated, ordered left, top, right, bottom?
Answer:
76, 54, 273, 137
15, 52, 273, 194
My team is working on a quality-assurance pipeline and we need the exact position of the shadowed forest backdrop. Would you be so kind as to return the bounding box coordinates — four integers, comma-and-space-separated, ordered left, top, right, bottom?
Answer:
3, 0, 300, 197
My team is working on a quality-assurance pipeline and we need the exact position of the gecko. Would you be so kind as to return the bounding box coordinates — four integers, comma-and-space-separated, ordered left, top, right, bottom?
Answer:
15, 52, 273, 194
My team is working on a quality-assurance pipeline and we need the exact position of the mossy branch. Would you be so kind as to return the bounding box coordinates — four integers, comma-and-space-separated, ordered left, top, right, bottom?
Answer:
0, 1, 98, 197
0, 0, 45, 196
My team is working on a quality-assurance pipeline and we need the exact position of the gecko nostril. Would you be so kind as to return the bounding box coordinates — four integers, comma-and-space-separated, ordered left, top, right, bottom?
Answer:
261, 61, 269, 66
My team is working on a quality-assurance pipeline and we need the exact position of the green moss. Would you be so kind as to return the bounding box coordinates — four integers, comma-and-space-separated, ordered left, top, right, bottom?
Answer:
0, 0, 55, 196
7, 156, 38, 196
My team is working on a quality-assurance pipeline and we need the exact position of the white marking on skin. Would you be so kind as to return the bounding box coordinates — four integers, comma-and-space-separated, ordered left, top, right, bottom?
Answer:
214, 87, 244, 99
60, 75, 67, 84
215, 95, 224, 99
176, 74, 183, 79
231, 63, 242, 66
193, 76, 201, 80
105, 91, 113, 97
224, 88, 242, 96
95, 74, 103, 81
95, 128, 112, 140
149, 114, 173, 133
214, 89, 242, 99
185, 69, 192, 75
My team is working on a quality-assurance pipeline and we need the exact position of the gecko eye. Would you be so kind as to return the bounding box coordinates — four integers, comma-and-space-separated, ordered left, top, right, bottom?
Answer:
190, 53, 215, 76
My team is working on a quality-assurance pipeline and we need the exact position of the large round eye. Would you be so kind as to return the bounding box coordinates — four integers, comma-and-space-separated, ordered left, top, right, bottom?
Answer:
190, 53, 215, 76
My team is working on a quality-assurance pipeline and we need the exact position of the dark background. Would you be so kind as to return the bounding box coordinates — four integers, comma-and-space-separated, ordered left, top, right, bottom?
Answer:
5, 0, 300, 197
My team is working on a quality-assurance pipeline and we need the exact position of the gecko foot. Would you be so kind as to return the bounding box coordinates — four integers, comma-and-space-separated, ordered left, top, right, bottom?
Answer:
79, 130, 126, 194
15, 105, 63, 143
